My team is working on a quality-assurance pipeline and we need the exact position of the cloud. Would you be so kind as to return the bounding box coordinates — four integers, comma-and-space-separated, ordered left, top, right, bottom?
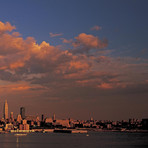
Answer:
11, 85, 31, 91
91, 25, 102, 31
49, 32, 63, 37
0, 21, 15, 34
61, 38, 73, 44
0, 21, 148, 106
10, 61, 25, 69
71, 33, 108, 53
69, 61, 90, 70
61, 33, 108, 53
97, 83, 113, 89
0, 33, 34, 55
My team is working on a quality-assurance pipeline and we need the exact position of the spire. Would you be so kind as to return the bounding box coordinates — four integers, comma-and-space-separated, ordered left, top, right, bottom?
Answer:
3, 100, 8, 120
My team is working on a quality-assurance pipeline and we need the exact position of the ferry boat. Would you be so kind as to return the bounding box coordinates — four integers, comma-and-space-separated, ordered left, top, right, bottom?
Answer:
14, 133, 27, 136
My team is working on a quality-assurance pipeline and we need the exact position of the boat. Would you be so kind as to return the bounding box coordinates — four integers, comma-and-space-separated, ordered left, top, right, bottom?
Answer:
14, 133, 27, 136
54, 129, 88, 134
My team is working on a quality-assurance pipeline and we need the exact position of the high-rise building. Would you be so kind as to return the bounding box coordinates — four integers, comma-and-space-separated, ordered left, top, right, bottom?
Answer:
52, 113, 56, 121
3, 100, 8, 119
10, 112, 13, 119
41, 114, 44, 121
10, 112, 14, 121
20, 107, 25, 119
17, 114, 22, 123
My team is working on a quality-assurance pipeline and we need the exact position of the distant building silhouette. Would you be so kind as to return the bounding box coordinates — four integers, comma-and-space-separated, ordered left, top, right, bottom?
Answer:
142, 119, 148, 130
20, 107, 25, 119
10, 112, 14, 122
52, 113, 56, 121
41, 114, 44, 122
10, 112, 13, 119
3, 100, 8, 119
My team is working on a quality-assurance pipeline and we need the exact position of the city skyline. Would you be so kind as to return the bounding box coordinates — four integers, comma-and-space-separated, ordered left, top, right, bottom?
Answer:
3, 100, 8, 120
0, 100, 147, 121
0, 0, 148, 120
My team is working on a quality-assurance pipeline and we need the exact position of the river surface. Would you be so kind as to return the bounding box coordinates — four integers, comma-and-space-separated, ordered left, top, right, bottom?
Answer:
0, 131, 147, 148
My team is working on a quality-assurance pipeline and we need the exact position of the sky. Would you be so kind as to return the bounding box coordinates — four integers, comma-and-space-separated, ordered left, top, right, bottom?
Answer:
0, 0, 148, 120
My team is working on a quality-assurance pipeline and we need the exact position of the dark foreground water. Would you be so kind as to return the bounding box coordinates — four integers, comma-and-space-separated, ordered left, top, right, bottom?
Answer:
0, 131, 148, 148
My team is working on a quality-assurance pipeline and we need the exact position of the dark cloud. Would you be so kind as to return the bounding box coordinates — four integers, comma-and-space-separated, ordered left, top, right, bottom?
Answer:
0, 21, 148, 108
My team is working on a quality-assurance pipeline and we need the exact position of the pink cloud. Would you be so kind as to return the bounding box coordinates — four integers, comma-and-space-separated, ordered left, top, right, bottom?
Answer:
98, 83, 113, 89
49, 32, 63, 37
61, 38, 73, 44
91, 25, 102, 31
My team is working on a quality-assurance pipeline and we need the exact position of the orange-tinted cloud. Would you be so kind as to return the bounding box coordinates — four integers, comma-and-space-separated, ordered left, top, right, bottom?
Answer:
0, 33, 34, 55
72, 33, 108, 52
9, 61, 25, 69
0, 21, 148, 103
11, 86, 31, 91
0, 21, 15, 34
98, 83, 113, 89
69, 61, 90, 70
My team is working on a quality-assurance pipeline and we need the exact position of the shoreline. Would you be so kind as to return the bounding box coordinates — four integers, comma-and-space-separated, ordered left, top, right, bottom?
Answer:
0, 128, 148, 134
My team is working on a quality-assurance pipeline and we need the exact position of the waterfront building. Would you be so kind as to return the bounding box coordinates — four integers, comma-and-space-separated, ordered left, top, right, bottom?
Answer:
22, 119, 27, 125
107, 124, 112, 129
19, 124, 23, 130
24, 124, 30, 130
19, 123, 30, 130
17, 114, 22, 123
52, 113, 56, 121
45, 118, 53, 123
10, 112, 14, 122
5, 123, 14, 131
31, 121, 34, 126
142, 119, 148, 129
20, 107, 25, 119
3, 100, 8, 120
54, 119, 70, 128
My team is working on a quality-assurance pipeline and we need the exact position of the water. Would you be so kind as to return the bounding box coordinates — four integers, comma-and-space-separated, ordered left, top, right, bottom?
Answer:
0, 131, 147, 148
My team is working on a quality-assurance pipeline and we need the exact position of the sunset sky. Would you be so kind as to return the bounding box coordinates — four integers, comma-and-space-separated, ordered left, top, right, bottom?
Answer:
0, 0, 148, 120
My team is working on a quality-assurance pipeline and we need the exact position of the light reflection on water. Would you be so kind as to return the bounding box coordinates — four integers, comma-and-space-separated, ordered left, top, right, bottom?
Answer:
16, 137, 19, 148
0, 132, 147, 148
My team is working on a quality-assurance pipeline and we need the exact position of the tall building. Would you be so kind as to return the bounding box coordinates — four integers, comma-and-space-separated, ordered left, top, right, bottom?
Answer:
3, 100, 8, 119
10, 112, 13, 119
20, 107, 25, 119
41, 114, 44, 122
17, 114, 22, 123
10, 112, 14, 122
52, 113, 56, 121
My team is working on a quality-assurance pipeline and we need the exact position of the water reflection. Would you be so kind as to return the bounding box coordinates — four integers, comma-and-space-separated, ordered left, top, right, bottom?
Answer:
16, 137, 19, 148
0, 132, 147, 148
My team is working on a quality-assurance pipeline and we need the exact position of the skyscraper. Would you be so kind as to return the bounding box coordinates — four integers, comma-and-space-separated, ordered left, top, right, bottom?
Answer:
10, 112, 13, 119
41, 114, 44, 122
52, 113, 56, 121
3, 100, 8, 119
20, 107, 25, 119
